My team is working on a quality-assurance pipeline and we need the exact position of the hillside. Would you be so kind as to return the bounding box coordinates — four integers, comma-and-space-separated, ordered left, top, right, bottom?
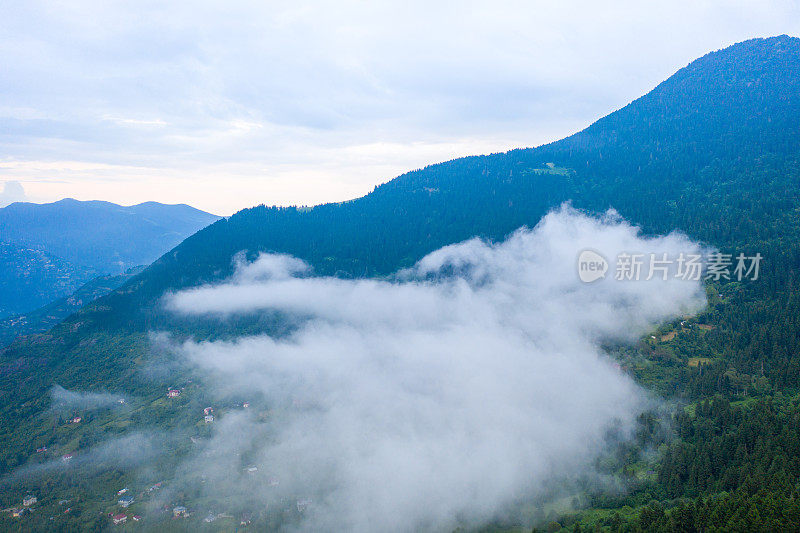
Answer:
0, 267, 145, 347
0, 199, 220, 317
0, 243, 98, 318
1, 35, 800, 530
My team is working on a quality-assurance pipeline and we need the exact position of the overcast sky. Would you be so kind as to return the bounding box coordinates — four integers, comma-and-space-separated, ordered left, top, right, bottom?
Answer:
1, 1, 799, 214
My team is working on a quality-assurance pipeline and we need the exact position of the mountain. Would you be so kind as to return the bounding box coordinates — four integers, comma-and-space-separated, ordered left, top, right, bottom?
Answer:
2, 35, 800, 530
0, 267, 144, 347
84, 35, 800, 330
0, 199, 220, 273
0, 199, 220, 317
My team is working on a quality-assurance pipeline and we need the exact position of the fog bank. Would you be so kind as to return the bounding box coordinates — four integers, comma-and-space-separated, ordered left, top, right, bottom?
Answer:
166, 207, 706, 531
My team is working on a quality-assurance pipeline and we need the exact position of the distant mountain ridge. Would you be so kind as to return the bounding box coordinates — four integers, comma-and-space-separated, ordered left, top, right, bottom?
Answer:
0, 198, 220, 273
0, 198, 220, 317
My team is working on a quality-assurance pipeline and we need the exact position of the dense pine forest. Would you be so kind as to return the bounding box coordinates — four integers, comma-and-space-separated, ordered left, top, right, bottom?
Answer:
1, 35, 800, 531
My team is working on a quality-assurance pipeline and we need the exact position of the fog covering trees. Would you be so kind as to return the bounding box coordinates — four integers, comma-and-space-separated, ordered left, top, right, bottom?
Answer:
165, 207, 706, 531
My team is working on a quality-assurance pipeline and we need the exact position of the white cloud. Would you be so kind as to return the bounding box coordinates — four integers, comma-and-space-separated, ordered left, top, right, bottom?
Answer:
0, 180, 27, 207
102, 115, 168, 127
165, 207, 706, 531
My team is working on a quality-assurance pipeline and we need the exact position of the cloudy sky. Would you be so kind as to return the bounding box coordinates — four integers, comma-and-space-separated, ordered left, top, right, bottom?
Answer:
1, 1, 799, 214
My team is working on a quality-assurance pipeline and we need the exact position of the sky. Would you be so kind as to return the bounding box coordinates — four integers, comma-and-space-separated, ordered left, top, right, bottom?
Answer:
1, 1, 799, 215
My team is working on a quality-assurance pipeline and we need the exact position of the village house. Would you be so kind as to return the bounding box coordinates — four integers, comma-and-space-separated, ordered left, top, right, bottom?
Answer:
112, 513, 127, 525
117, 488, 128, 495
62, 453, 73, 462
296, 499, 312, 512
22, 495, 37, 507
71, 416, 82, 423
167, 389, 181, 398
203, 407, 214, 415
173, 506, 188, 518
242, 402, 250, 408
204, 414, 214, 423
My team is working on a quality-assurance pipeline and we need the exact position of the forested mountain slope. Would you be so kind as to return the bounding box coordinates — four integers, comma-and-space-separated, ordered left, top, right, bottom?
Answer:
0, 267, 144, 347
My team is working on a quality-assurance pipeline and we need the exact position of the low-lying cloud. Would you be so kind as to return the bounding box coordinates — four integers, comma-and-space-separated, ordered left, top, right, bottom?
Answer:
49, 385, 127, 412
166, 207, 707, 531
2, 433, 159, 485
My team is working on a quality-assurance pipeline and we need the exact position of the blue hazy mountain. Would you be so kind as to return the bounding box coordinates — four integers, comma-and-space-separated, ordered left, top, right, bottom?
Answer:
0, 199, 220, 317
